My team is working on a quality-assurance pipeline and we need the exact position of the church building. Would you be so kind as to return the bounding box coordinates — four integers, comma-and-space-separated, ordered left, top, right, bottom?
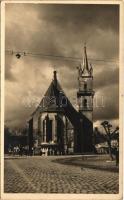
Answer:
28, 46, 94, 155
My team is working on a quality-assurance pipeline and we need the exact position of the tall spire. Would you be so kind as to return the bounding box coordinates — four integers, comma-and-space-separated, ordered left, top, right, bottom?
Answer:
82, 44, 90, 74
83, 45, 89, 70
53, 70, 57, 81
53, 70, 58, 90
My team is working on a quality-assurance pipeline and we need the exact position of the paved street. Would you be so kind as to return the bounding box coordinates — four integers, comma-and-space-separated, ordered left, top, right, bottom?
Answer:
4, 156, 119, 193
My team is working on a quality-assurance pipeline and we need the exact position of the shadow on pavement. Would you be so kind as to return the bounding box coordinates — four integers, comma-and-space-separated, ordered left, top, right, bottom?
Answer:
52, 155, 119, 173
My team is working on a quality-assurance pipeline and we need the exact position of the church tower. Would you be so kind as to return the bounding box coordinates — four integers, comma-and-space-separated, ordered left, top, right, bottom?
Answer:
77, 45, 94, 122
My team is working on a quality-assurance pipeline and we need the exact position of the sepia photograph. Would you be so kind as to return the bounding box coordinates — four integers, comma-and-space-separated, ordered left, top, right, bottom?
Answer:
1, 1, 123, 199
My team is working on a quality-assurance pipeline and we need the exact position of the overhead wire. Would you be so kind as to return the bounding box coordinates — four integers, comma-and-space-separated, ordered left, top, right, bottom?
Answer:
5, 49, 119, 65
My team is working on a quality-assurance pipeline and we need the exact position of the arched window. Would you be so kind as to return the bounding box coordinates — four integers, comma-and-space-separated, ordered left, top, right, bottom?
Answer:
83, 99, 87, 107
43, 119, 45, 142
61, 96, 67, 107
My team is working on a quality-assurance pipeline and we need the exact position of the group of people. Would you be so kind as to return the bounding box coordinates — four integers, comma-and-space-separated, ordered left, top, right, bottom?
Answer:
8, 145, 119, 166
39, 147, 61, 156
8, 145, 62, 156
8, 145, 28, 156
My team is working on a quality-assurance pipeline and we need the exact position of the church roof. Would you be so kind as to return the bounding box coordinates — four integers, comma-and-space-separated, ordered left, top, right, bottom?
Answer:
32, 71, 70, 114
40, 78, 65, 113
31, 70, 92, 130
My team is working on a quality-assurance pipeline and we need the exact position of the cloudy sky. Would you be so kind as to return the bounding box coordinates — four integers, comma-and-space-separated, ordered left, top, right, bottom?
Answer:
5, 3, 119, 129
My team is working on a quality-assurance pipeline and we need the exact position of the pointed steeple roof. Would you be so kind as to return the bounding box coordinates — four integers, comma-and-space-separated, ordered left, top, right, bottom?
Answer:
44, 71, 63, 97
31, 71, 68, 114
83, 45, 89, 72
81, 45, 92, 76
39, 71, 64, 112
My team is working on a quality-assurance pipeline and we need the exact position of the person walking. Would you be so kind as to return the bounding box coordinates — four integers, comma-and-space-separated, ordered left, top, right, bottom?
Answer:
115, 147, 119, 166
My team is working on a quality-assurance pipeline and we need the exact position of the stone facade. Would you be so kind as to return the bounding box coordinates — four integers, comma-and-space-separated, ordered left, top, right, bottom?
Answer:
28, 47, 94, 155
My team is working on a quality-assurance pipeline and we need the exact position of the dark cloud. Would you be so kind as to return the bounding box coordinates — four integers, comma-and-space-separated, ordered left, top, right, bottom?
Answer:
36, 4, 119, 31
5, 4, 119, 58
5, 106, 34, 128
94, 84, 119, 121
94, 67, 119, 90
5, 3, 119, 128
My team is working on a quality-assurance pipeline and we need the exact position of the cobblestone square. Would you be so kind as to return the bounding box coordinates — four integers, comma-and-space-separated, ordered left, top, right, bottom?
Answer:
4, 156, 119, 193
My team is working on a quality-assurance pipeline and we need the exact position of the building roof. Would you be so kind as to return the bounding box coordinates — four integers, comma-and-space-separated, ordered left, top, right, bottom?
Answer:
31, 70, 92, 130
40, 71, 69, 113
32, 71, 71, 114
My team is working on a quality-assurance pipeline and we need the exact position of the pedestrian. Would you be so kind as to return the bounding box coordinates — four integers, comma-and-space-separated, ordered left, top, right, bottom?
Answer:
42, 148, 45, 156
116, 148, 119, 166
32, 147, 34, 156
19, 146, 23, 156
40, 148, 42, 156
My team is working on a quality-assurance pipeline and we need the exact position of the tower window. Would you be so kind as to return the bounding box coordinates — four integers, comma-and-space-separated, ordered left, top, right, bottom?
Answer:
83, 99, 87, 107
84, 82, 87, 90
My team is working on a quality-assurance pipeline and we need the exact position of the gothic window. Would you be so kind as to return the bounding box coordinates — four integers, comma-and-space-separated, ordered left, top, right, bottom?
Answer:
46, 120, 52, 142
61, 96, 67, 107
43, 119, 45, 142
83, 99, 87, 108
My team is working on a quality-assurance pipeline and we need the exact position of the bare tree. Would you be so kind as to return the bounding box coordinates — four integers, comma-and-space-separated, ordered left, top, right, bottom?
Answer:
101, 121, 119, 160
